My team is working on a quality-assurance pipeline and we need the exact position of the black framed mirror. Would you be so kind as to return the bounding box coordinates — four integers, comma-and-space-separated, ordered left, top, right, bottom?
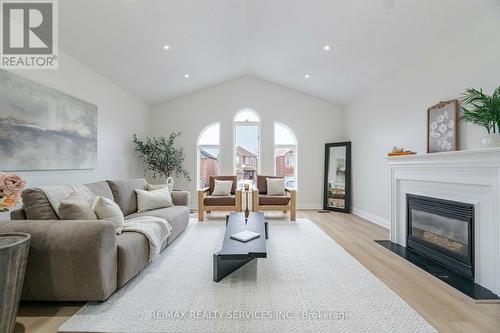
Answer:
323, 142, 351, 213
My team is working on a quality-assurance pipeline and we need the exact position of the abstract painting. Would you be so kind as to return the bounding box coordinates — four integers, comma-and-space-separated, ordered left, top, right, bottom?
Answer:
427, 99, 458, 153
0, 70, 97, 170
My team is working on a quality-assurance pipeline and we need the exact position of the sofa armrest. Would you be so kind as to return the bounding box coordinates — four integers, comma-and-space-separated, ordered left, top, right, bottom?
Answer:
172, 190, 191, 207
0, 219, 117, 301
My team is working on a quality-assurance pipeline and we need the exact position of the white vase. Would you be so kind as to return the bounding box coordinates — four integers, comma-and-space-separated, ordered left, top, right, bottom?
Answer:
166, 176, 174, 192
481, 133, 500, 148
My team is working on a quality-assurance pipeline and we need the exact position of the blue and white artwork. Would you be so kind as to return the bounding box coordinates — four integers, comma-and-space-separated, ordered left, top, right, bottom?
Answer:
0, 69, 97, 170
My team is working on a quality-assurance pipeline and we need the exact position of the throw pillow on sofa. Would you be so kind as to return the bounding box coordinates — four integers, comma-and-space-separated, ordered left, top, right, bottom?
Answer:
266, 178, 285, 196
146, 183, 167, 191
93, 196, 125, 234
135, 187, 173, 212
59, 197, 97, 220
212, 180, 233, 196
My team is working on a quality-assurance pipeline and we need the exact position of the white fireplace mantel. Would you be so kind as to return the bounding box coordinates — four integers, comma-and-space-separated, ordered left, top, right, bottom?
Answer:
386, 147, 500, 296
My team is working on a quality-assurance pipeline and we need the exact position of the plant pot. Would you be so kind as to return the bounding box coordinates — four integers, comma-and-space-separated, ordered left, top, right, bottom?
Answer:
481, 133, 500, 148
166, 176, 174, 192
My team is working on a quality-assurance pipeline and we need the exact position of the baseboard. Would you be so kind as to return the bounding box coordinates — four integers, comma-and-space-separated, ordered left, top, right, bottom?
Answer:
351, 207, 390, 230
191, 203, 322, 210
297, 203, 322, 210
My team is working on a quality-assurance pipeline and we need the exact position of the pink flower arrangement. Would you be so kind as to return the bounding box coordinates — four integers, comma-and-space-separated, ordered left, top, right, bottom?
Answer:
0, 172, 26, 212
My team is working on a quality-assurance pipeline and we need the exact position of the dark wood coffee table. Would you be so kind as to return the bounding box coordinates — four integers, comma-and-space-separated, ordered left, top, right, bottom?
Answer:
213, 212, 268, 282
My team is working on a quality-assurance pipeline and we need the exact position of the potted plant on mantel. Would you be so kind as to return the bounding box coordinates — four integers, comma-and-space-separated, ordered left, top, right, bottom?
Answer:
132, 132, 191, 190
461, 85, 500, 148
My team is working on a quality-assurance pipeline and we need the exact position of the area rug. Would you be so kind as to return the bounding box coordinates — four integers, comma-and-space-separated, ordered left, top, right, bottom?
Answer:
59, 218, 436, 333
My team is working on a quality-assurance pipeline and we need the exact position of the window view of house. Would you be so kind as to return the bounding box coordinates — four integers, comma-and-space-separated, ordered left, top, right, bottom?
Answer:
197, 123, 219, 189
274, 123, 297, 188
234, 110, 260, 185
275, 148, 296, 187
235, 146, 258, 183
199, 148, 219, 188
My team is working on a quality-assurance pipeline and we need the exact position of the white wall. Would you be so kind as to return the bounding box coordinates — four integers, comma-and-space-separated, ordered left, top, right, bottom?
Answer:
1, 51, 149, 219
150, 76, 344, 209
344, 8, 500, 226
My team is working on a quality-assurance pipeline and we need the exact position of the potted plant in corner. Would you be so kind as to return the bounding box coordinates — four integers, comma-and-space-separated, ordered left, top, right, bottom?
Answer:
461, 85, 500, 148
132, 132, 191, 190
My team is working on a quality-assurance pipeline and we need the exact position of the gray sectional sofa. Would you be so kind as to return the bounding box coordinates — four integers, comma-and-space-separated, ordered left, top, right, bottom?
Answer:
0, 178, 190, 302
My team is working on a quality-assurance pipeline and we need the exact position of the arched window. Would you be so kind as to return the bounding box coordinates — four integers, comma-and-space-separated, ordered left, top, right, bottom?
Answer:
197, 123, 220, 189
274, 122, 297, 188
234, 109, 260, 186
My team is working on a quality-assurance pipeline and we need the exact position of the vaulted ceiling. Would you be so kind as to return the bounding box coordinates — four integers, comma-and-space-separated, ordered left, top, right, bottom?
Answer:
59, 0, 498, 105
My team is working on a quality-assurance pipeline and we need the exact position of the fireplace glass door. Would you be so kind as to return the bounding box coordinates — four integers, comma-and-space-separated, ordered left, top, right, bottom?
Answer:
407, 194, 474, 279
410, 209, 469, 258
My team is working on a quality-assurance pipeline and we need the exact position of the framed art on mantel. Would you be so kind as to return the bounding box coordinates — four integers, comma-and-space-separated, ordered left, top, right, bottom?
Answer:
427, 99, 458, 153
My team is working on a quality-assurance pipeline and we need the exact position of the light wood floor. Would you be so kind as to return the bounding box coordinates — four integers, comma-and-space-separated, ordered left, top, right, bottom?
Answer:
14, 211, 500, 333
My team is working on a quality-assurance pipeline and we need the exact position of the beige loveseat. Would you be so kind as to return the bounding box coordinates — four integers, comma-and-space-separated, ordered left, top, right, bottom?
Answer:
0, 178, 190, 301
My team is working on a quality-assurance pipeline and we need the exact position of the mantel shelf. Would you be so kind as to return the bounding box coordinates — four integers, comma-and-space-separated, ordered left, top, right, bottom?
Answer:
383, 147, 500, 165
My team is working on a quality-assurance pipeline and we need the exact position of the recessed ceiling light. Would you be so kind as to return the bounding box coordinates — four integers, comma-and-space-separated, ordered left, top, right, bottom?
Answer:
184, 74, 190, 78
163, 44, 170, 50
323, 45, 331, 51
379, 0, 394, 10
304, 74, 310, 79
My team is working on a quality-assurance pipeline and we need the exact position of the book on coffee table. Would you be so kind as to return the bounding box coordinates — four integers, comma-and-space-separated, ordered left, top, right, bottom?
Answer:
230, 230, 260, 243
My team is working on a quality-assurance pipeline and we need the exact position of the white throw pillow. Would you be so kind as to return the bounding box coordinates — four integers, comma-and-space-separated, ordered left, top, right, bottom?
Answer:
146, 183, 168, 191
212, 180, 233, 196
92, 196, 125, 234
267, 178, 285, 195
135, 187, 173, 213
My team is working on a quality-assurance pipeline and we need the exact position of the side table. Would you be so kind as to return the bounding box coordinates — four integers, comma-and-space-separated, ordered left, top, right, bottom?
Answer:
0, 233, 31, 333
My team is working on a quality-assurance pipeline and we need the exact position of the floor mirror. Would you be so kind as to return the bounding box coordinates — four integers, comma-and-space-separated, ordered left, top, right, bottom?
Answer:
323, 142, 351, 213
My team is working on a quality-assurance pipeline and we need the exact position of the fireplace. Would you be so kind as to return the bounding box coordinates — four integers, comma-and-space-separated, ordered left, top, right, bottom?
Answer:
406, 194, 474, 280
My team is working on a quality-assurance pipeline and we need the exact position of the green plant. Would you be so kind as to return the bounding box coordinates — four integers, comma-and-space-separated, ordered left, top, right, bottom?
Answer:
461, 86, 500, 134
132, 132, 191, 181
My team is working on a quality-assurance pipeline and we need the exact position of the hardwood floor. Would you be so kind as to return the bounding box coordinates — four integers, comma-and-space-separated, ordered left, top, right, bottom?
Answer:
14, 211, 500, 333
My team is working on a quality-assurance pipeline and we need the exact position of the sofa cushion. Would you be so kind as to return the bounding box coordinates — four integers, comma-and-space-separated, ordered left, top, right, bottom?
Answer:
203, 195, 235, 206
10, 208, 27, 220
125, 205, 189, 245
84, 181, 114, 200
93, 196, 125, 234
212, 180, 233, 196
136, 188, 173, 212
106, 179, 147, 215
257, 175, 283, 194
22, 188, 59, 220
209, 176, 237, 195
266, 178, 286, 195
259, 195, 290, 206
116, 232, 149, 288
59, 199, 97, 220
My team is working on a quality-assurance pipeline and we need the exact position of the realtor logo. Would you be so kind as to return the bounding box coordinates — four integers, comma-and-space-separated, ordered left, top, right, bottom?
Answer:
1, 0, 58, 69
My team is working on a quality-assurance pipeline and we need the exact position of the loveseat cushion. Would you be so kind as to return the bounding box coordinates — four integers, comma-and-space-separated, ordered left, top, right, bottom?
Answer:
209, 176, 237, 195
257, 176, 284, 194
106, 179, 147, 216
259, 195, 290, 206
22, 188, 59, 220
125, 206, 189, 245
84, 181, 114, 200
204, 195, 235, 206
116, 232, 149, 288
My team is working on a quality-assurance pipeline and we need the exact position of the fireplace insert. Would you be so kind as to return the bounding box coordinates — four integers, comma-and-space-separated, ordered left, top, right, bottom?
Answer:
407, 194, 474, 279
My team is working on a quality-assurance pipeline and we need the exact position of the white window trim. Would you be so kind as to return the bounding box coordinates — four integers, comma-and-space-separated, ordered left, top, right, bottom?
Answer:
197, 123, 220, 189
273, 122, 298, 189
233, 109, 261, 181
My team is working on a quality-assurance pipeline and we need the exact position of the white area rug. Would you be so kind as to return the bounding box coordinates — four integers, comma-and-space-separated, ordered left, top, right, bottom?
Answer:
59, 218, 435, 333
